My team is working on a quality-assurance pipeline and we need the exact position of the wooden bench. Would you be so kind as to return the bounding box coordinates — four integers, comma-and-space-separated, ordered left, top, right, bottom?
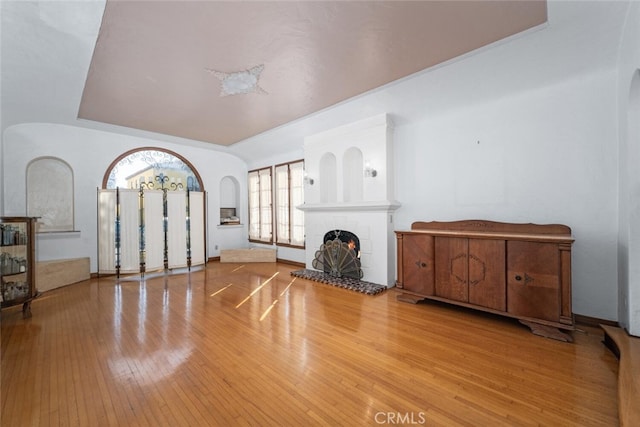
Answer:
220, 248, 276, 263
36, 258, 90, 292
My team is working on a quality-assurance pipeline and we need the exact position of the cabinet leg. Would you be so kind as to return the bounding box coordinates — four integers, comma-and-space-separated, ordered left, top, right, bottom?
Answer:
22, 301, 32, 318
519, 320, 573, 342
396, 293, 426, 304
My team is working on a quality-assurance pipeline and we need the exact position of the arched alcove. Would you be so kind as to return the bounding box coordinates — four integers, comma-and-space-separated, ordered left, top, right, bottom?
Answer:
343, 147, 364, 202
319, 152, 337, 203
220, 176, 240, 224
626, 69, 640, 335
27, 157, 74, 232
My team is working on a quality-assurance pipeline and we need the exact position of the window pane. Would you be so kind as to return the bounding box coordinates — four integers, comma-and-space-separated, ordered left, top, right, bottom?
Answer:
250, 162, 304, 247
275, 165, 290, 244
290, 162, 305, 246
248, 171, 260, 240
258, 168, 272, 242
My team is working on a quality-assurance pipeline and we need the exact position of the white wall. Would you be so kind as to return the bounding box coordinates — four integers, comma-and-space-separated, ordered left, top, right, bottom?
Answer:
393, 69, 619, 320
1, 123, 248, 272
617, 0, 640, 335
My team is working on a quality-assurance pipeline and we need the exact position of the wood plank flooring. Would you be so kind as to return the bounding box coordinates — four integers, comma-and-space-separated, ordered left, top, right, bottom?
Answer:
2, 262, 619, 426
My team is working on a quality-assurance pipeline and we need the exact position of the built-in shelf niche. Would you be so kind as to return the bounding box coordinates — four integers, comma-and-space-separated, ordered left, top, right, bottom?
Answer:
220, 176, 240, 225
304, 113, 394, 205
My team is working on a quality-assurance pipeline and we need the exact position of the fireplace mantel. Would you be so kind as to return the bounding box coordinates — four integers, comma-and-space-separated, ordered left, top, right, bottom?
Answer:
298, 201, 400, 213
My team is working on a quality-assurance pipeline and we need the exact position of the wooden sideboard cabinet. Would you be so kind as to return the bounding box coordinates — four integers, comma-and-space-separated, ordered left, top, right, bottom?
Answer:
395, 220, 574, 341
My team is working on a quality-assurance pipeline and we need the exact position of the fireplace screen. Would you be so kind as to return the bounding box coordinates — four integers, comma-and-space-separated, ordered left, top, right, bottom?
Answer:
312, 230, 363, 279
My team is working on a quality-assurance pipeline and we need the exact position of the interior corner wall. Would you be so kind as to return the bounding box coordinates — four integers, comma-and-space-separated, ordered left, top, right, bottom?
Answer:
617, 0, 640, 336
0, 123, 249, 272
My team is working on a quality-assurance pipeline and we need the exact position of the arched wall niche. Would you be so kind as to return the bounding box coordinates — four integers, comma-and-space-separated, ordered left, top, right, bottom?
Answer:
102, 147, 204, 191
220, 176, 241, 225
343, 147, 364, 202
27, 157, 74, 232
625, 69, 640, 335
319, 152, 337, 203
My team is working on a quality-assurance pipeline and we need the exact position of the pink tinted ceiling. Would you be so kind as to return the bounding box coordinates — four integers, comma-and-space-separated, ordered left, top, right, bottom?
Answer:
78, 1, 547, 146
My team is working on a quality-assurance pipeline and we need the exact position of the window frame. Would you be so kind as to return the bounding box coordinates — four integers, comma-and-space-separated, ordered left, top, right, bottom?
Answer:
248, 166, 273, 244
274, 159, 305, 248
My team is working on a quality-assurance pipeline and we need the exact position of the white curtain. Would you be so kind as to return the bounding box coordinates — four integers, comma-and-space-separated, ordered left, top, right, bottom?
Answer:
189, 192, 205, 266
143, 190, 164, 272
98, 190, 117, 273
119, 189, 140, 273
167, 191, 188, 269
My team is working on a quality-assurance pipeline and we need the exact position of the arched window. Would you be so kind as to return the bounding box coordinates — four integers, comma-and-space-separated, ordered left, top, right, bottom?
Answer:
98, 147, 206, 275
27, 157, 74, 232
103, 147, 204, 191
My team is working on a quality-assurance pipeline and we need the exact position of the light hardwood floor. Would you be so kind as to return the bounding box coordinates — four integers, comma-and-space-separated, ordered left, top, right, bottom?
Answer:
2, 262, 619, 426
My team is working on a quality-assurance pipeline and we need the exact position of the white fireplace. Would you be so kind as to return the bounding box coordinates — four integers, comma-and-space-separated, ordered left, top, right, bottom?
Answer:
299, 114, 400, 287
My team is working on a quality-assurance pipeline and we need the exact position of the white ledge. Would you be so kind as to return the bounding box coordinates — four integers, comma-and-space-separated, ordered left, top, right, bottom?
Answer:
297, 201, 401, 212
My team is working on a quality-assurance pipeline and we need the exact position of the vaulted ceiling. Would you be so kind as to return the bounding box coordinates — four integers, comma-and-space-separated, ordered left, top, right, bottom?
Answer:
1, 1, 548, 148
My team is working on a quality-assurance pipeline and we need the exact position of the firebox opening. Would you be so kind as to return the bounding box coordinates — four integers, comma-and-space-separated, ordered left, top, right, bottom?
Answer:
323, 230, 360, 258
312, 230, 363, 280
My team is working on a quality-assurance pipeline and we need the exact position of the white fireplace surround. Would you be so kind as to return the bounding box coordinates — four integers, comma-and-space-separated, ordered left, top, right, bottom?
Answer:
299, 114, 400, 287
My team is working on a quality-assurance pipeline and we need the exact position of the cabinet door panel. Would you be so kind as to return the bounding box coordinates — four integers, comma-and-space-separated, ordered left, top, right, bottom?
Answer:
507, 241, 560, 322
401, 234, 434, 295
435, 237, 468, 302
468, 239, 506, 311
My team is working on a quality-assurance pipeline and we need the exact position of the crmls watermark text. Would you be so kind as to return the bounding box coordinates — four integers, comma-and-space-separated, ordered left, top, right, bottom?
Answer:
374, 412, 427, 425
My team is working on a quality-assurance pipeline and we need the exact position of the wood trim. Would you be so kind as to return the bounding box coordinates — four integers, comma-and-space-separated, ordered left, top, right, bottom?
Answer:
411, 219, 571, 235
601, 325, 640, 427
395, 232, 404, 289
207, 256, 303, 268
275, 258, 305, 268
400, 229, 573, 243
574, 313, 618, 328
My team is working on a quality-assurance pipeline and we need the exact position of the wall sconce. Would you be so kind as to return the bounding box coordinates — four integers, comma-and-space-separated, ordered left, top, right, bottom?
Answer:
364, 162, 377, 178
304, 173, 314, 185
